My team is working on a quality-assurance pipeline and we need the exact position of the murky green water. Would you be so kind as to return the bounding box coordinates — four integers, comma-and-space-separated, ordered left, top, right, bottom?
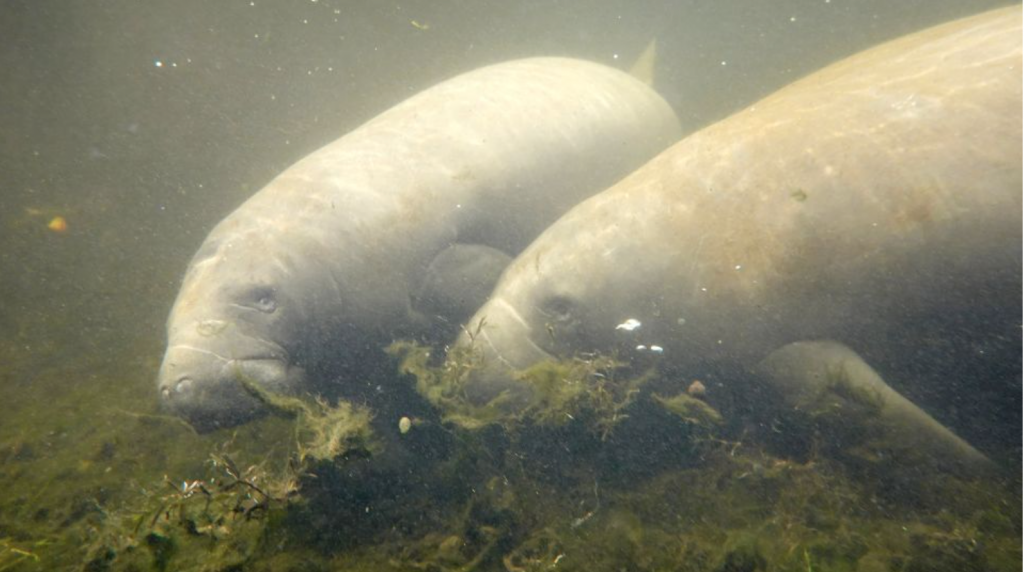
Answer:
1, 1, 1020, 570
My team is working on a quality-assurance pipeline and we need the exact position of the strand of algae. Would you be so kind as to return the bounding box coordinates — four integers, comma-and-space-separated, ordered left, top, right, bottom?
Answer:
234, 365, 377, 463
0, 538, 42, 572
652, 392, 723, 428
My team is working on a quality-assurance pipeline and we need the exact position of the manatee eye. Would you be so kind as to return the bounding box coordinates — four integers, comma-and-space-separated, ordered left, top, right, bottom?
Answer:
539, 295, 585, 349
245, 287, 277, 313
542, 295, 574, 322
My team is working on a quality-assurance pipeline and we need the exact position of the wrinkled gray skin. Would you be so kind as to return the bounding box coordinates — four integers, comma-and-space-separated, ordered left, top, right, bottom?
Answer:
158, 58, 680, 430
458, 8, 1021, 473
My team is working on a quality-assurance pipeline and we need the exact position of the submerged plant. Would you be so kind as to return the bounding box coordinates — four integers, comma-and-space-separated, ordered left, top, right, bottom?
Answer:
387, 339, 514, 430
502, 528, 564, 572
514, 356, 647, 439
652, 391, 723, 429
77, 370, 378, 571
235, 365, 377, 463
388, 339, 648, 439
83, 442, 300, 571
1, 537, 44, 571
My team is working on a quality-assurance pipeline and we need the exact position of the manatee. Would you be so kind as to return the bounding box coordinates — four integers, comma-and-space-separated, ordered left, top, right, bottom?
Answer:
412, 244, 512, 331
158, 57, 681, 430
456, 7, 1021, 473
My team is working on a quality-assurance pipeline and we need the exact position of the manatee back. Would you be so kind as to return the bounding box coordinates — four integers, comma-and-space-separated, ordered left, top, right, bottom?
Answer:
618, 5, 1023, 354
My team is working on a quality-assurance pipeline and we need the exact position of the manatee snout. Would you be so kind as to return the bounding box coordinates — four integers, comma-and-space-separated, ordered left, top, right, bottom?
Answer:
459, 296, 553, 409
158, 344, 302, 431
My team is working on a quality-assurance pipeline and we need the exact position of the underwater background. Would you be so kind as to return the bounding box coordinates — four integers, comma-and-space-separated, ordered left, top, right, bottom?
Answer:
0, 1, 1020, 570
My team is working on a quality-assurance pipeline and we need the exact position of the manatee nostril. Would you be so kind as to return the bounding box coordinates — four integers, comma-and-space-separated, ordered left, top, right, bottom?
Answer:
161, 387, 171, 400
175, 377, 195, 394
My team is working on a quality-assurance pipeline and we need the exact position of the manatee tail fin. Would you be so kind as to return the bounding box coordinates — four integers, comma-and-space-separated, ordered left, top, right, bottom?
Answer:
628, 39, 658, 86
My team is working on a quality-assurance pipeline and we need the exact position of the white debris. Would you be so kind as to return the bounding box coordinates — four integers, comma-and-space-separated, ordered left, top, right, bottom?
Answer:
636, 345, 647, 351
650, 345, 664, 354
616, 318, 642, 331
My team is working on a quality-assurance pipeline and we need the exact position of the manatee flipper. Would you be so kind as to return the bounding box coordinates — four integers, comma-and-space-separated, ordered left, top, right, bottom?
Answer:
412, 244, 512, 329
755, 341, 992, 476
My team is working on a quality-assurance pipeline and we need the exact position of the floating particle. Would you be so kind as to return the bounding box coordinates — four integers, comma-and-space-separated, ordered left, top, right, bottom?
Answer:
616, 318, 642, 331
47, 216, 68, 233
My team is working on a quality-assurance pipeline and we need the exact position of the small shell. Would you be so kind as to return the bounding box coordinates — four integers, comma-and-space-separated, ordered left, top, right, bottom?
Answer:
398, 416, 412, 434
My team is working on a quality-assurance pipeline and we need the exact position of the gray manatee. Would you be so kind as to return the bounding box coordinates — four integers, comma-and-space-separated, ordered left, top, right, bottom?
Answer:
457, 7, 1021, 472
158, 58, 681, 430
413, 244, 512, 330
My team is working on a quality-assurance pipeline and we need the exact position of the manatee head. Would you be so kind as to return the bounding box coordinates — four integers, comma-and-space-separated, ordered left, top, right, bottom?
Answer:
158, 230, 311, 431
457, 199, 665, 408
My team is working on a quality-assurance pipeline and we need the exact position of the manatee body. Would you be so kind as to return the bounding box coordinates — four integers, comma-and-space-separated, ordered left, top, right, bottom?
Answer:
158, 58, 681, 430
412, 244, 512, 329
458, 8, 1021, 472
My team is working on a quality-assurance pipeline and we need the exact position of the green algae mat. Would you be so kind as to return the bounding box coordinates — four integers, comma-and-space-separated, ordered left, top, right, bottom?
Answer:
0, 339, 1019, 572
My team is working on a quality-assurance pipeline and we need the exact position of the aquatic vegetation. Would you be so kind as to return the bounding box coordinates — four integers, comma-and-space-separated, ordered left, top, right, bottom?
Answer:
82, 447, 299, 571
512, 356, 648, 439
377, 338, 1021, 570
387, 339, 647, 439
76, 394, 379, 572
502, 528, 563, 572
391, 498, 505, 572
0, 333, 1018, 571
235, 366, 378, 463
652, 391, 724, 428
0, 537, 45, 571
387, 339, 512, 430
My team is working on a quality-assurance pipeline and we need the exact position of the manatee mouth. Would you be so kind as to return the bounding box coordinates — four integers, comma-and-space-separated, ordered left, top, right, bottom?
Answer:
158, 344, 303, 432
476, 297, 553, 369
460, 297, 553, 408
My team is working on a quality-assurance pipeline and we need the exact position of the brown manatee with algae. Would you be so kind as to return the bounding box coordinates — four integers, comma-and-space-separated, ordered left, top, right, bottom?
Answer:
457, 7, 1021, 473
